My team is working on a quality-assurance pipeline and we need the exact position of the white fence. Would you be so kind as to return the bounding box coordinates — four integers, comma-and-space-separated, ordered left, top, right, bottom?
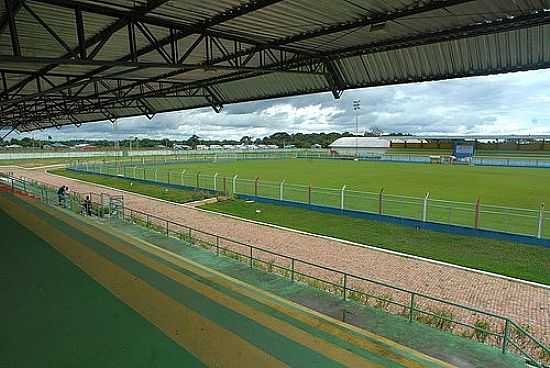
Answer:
72, 163, 549, 239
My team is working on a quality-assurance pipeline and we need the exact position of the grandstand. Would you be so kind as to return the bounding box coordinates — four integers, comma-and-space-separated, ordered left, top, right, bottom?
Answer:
1, 1, 550, 367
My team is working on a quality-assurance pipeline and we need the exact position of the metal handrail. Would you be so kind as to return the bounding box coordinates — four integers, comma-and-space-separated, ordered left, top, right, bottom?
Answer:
120, 206, 549, 367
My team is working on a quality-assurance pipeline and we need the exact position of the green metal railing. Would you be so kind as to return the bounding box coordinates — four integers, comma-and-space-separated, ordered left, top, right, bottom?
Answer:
1, 173, 548, 367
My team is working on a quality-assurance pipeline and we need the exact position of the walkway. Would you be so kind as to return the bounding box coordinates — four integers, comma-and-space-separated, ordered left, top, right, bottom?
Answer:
9, 168, 550, 344
1, 190, 456, 367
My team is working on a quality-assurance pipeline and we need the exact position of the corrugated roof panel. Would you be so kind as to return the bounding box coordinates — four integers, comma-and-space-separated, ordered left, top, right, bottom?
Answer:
146, 96, 209, 111
216, 72, 329, 102
338, 23, 550, 88
3, 0, 550, 132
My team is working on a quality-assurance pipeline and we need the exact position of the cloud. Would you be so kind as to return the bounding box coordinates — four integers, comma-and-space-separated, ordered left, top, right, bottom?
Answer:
5, 69, 550, 141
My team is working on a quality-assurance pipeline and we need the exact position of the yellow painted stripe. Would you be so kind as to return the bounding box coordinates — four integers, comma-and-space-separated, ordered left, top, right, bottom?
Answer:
9, 193, 454, 368
32, 198, 452, 368
54, 212, 385, 367
110, 224, 456, 368
0, 195, 287, 368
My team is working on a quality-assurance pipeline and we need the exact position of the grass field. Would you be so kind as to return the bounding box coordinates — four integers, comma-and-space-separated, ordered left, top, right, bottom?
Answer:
86, 158, 550, 236
51, 169, 210, 204
136, 159, 550, 208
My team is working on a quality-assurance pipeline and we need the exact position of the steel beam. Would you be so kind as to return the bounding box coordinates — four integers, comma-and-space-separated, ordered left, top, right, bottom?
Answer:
4, 0, 21, 56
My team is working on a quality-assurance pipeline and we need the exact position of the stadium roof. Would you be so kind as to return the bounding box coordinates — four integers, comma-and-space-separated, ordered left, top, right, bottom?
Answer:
1, 0, 550, 134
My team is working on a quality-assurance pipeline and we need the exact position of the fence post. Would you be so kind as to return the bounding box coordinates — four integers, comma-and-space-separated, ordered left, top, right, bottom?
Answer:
280, 180, 285, 200
223, 177, 227, 195
423, 192, 430, 222
474, 198, 481, 229
154, 169, 158, 182
308, 184, 311, 205
342, 274, 347, 300
196, 172, 200, 188
379, 188, 384, 215
249, 247, 253, 268
167, 171, 171, 184
143, 167, 146, 180
537, 202, 545, 238
408, 293, 416, 322
501, 319, 510, 354
254, 177, 259, 196
340, 185, 346, 210
233, 175, 238, 195
133, 166, 137, 179
216, 236, 220, 256
165, 221, 169, 237
291, 258, 295, 281
214, 173, 218, 191
181, 170, 186, 185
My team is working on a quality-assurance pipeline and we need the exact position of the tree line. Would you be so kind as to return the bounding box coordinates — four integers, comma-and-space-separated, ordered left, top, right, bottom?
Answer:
2, 129, 409, 149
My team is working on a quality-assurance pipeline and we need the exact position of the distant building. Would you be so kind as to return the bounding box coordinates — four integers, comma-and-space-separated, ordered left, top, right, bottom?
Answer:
311, 144, 322, 149
390, 138, 427, 144
329, 137, 390, 156
44, 142, 69, 150
4, 144, 22, 149
173, 144, 190, 150
196, 145, 209, 150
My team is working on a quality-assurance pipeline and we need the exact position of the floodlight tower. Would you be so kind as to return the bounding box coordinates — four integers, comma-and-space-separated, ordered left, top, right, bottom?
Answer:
112, 121, 119, 151
353, 99, 360, 157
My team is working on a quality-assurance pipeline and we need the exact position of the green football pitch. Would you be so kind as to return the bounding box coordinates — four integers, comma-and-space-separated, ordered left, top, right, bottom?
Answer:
90, 158, 550, 236
142, 158, 550, 209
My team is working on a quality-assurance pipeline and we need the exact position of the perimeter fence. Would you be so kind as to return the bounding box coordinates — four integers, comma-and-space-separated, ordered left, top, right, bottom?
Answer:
296, 151, 550, 168
70, 162, 549, 239
1, 172, 548, 367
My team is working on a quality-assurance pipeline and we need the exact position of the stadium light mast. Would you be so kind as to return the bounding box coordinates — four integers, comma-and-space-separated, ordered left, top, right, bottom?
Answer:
353, 99, 360, 157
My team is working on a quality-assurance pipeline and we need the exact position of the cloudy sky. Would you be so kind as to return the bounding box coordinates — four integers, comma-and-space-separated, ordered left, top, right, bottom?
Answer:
6, 69, 550, 141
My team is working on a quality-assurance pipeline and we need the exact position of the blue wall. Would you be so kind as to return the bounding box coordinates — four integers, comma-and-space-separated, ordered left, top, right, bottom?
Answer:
237, 194, 550, 248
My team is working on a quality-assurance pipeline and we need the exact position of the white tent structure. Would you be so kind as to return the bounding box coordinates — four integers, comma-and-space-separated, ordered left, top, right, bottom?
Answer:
329, 137, 390, 156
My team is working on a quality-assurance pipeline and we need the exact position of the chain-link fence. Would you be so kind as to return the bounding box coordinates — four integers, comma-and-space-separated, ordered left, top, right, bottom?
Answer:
71, 163, 549, 239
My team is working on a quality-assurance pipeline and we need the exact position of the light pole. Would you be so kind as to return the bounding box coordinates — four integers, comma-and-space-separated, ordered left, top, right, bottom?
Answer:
353, 99, 360, 157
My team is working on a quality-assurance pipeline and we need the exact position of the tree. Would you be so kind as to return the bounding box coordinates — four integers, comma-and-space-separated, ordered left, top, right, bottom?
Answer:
366, 126, 384, 136
240, 136, 252, 145
186, 134, 200, 147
